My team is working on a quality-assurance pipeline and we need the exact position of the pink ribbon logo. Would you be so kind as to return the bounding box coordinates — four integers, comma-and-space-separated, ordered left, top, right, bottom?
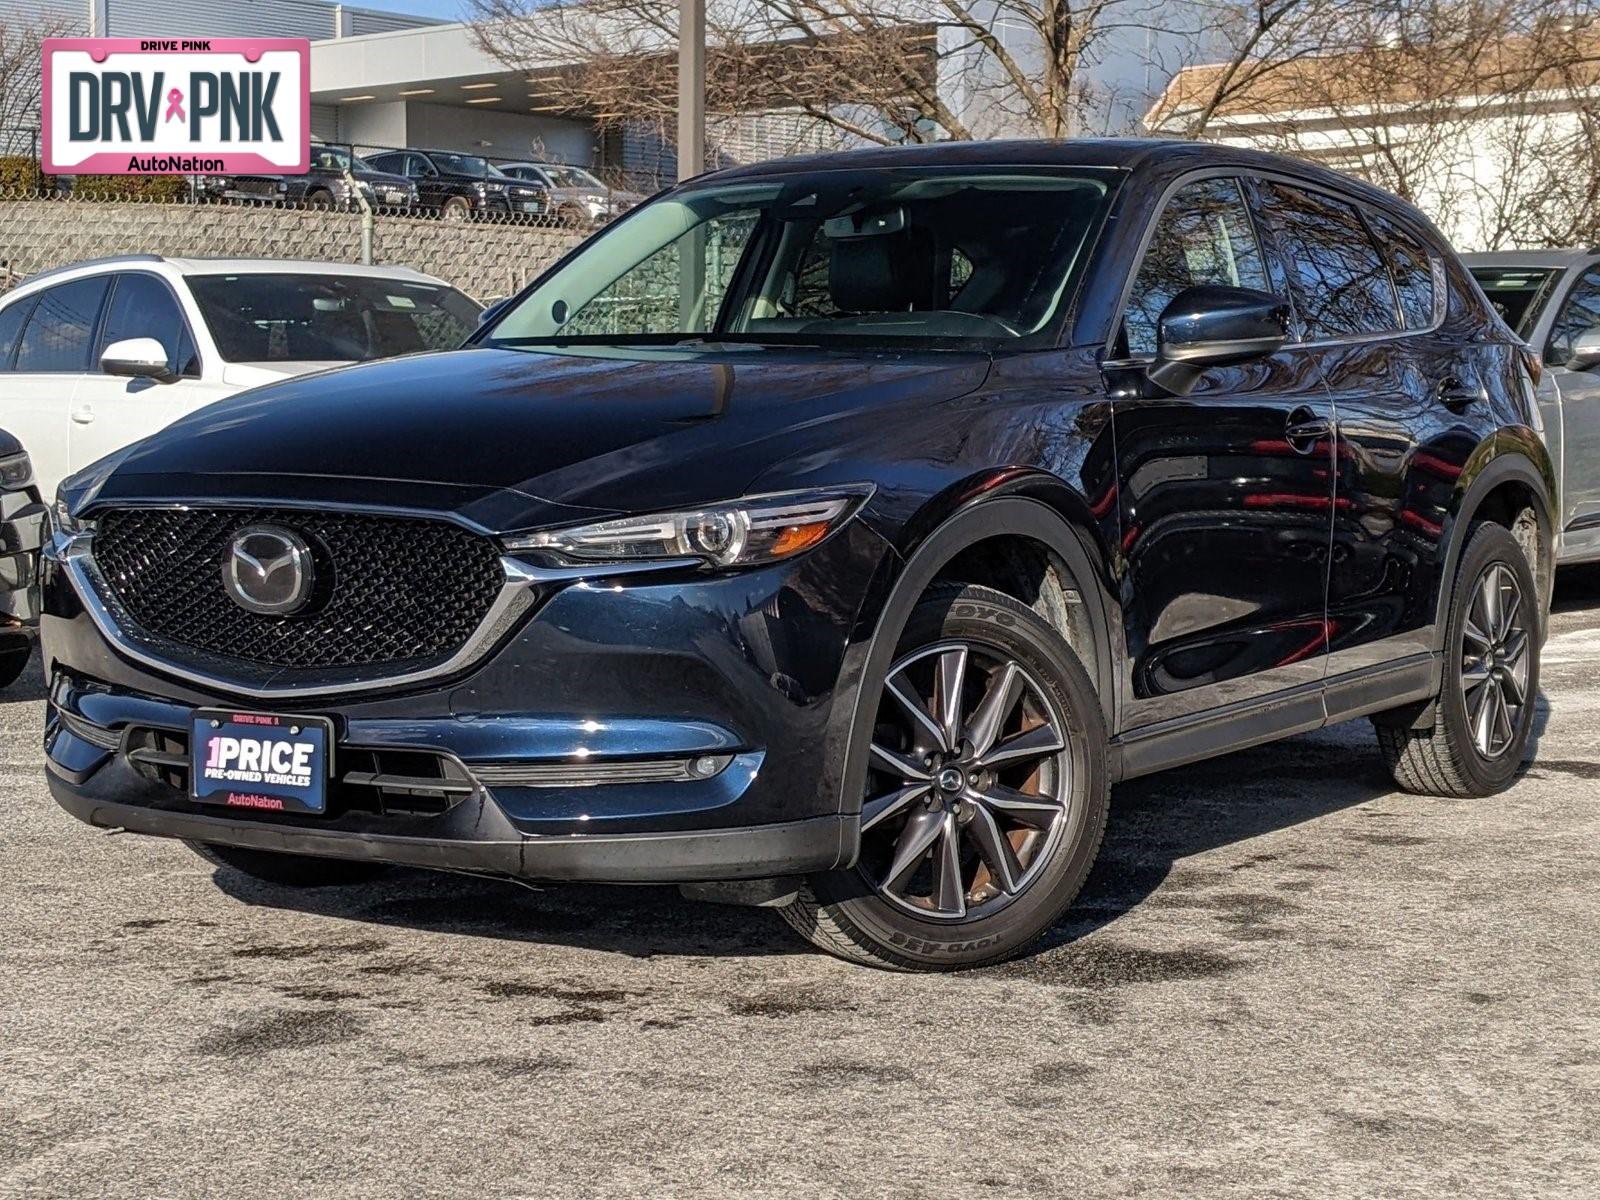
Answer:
164, 88, 185, 123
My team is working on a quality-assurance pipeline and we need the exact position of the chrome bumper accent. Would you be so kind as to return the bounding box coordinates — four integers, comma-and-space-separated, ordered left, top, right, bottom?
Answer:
470, 754, 733, 788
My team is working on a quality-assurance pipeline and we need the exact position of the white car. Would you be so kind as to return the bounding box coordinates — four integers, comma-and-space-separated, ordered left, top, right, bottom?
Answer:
0, 255, 483, 497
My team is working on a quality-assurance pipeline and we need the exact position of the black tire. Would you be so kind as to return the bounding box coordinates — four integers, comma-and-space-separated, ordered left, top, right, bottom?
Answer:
441, 196, 471, 222
186, 841, 389, 888
778, 583, 1109, 971
305, 188, 335, 209
0, 641, 29, 689
1374, 521, 1540, 796
556, 204, 587, 229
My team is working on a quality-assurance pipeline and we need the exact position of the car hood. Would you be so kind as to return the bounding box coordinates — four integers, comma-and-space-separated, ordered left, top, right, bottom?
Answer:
76, 345, 991, 533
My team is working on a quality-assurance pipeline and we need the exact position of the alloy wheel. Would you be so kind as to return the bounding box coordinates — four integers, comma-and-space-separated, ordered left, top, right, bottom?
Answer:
859, 640, 1073, 921
1460, 562, 1530, 759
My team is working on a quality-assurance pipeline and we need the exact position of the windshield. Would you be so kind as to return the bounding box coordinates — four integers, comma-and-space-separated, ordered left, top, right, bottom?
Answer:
543, 165, 604, 190
312, 145, 353, 171
1470, 266, 1561, 338
432, 152, 492, 177
484, 167, 1113, 349
189, 274, 483, 363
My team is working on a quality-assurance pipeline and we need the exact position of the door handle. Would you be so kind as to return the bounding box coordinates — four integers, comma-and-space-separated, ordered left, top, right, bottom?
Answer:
70, 406, 94, 425
1436, 376, 1480, 409
1284, 408, 1330, 454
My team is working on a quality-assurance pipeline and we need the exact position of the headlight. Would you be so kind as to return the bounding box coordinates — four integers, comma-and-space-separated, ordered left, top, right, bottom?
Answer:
0, 451, 32, 489
51, 486, 93, 537
505, 486, 872, 568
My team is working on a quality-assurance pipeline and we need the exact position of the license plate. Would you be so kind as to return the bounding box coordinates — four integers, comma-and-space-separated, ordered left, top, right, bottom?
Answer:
190, 710, 332, 814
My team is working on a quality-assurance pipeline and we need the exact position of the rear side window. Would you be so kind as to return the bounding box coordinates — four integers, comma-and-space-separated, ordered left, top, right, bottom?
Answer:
1367, 210, 1437, 329
1123, 177, 1269, 357
0, 295, 36, 370
100, 273, 200, 378
1256, 183, 1399, 340
14, 276, 110, 372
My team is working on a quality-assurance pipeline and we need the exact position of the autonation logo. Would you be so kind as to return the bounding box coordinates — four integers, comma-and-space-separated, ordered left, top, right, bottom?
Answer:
42, 37, 309, 175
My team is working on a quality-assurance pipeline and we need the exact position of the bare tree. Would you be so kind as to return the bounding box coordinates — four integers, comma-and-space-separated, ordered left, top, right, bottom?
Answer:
0, 13, 77, 147
469, 0, 1171, 157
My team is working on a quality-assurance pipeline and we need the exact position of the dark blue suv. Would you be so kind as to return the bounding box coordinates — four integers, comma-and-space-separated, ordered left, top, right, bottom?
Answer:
43, 140, 1554, 969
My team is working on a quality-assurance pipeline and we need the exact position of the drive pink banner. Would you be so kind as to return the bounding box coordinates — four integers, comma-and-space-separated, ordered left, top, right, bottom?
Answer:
42, 37, 309, 175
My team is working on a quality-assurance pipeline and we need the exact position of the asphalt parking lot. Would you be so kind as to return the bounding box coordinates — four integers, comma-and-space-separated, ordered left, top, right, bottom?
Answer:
4, 579, 1599, 1200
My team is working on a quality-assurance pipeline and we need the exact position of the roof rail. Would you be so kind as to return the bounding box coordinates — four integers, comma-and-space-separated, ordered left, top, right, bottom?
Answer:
19, 253, 164, 288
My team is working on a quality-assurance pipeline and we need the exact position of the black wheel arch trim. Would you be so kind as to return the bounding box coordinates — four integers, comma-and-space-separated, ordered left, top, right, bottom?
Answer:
834, 491, 1118, 830
1433, 434, 1555, 648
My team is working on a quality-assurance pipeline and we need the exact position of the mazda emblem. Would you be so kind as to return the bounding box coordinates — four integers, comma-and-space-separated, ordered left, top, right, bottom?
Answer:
222, 525, 314, 615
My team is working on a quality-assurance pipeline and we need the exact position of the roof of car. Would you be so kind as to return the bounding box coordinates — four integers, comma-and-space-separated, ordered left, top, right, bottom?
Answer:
1461, 249, 1599, 268
706, 137, 1346, 180
702, 137, 1420, 215
12, 255, 448, 292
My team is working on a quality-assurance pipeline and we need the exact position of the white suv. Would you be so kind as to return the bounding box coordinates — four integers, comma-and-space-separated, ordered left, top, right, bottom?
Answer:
0, 256, 482, 497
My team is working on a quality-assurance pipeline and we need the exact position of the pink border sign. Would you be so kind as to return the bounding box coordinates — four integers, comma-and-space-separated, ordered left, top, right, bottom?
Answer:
42, 37, 310, 175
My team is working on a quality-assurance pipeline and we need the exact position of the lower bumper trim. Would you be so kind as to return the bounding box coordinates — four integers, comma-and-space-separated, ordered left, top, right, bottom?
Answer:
47, 773, 851, 883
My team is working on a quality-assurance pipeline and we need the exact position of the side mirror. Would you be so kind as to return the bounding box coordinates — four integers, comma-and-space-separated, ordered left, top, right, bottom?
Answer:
475, 296, 513, 332
100, 337, 177, 384
1566, 328, 1600, 371
1148, 285, 1290, 395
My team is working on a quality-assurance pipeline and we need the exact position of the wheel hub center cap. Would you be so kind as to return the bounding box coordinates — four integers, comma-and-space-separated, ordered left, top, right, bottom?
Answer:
935, 766, 966, 794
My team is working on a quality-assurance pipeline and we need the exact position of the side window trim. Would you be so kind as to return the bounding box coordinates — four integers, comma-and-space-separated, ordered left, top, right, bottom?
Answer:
99, 270, 204, 379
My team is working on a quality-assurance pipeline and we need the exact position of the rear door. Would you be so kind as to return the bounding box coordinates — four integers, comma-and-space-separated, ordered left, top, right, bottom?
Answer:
1541, 264, 1600, 553
69, 271, 226, 478
5, 274, 112, 497
1109, 174, 1337, 731
1251, 179, 1473, 680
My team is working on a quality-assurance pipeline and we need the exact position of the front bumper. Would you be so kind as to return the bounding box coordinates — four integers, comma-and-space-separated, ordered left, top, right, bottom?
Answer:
42, 520, 894, 882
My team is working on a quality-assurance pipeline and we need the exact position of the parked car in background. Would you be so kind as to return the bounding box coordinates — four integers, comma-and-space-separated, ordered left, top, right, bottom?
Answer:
365, 149, 548, 221
43, 140, 1553, 970
493, 161, 644, 227
0, 427, 43, 687
188, 143, 418, 211
0, 255, 482, 497
1468, 249, 1600, 564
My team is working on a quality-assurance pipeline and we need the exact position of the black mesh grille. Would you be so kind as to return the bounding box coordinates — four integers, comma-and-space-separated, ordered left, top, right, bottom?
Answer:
91, 508, 505, 673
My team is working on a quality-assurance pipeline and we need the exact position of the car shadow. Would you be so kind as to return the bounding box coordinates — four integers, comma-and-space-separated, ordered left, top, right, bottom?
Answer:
1551, 562, 1600, 613
1, 654, 49, 704
213, 711, 1491, 964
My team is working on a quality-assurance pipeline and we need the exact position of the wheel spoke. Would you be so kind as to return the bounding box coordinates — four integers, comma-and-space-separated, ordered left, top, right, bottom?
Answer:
870, 742, 930, 782
970, 783, 1062, 829
1479, 571, 1504, 643
1498, 576, 1522, 642
885, 673, 946, 751
1501, 628, 1529, 672
1491, 681, 1514, 753
1498, 664, 1527, 708
933, 648, 968, 751
883, 807, 944, 893
980, 723, 1065, 770
861, 784, 929, 833
1462, 616, 1494, 654
1472, 678, 1496, 755
929, 815, 967, 917
966, 803, 1023, 894
962, 661, 1022, 759
1461, 660, 1492, 694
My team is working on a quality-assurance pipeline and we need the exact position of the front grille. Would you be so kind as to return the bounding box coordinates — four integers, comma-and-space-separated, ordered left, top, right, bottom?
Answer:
91, 508, 505, 674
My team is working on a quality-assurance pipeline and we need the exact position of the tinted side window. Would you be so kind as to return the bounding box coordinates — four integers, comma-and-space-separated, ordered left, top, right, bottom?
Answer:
1124, 177, 1268, 357
100, 273, 199, 377
1366, 210, 1437, 329
0, 295, 36, 370
14, 276, 110, 372
1257, 183, 1399, 340
1546, 266, 1600, 367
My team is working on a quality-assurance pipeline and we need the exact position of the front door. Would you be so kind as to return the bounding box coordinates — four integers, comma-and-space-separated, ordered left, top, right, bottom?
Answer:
1109, 175, 1337, 731
1542, 263, 1600, 556
68, 272, 226, 479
